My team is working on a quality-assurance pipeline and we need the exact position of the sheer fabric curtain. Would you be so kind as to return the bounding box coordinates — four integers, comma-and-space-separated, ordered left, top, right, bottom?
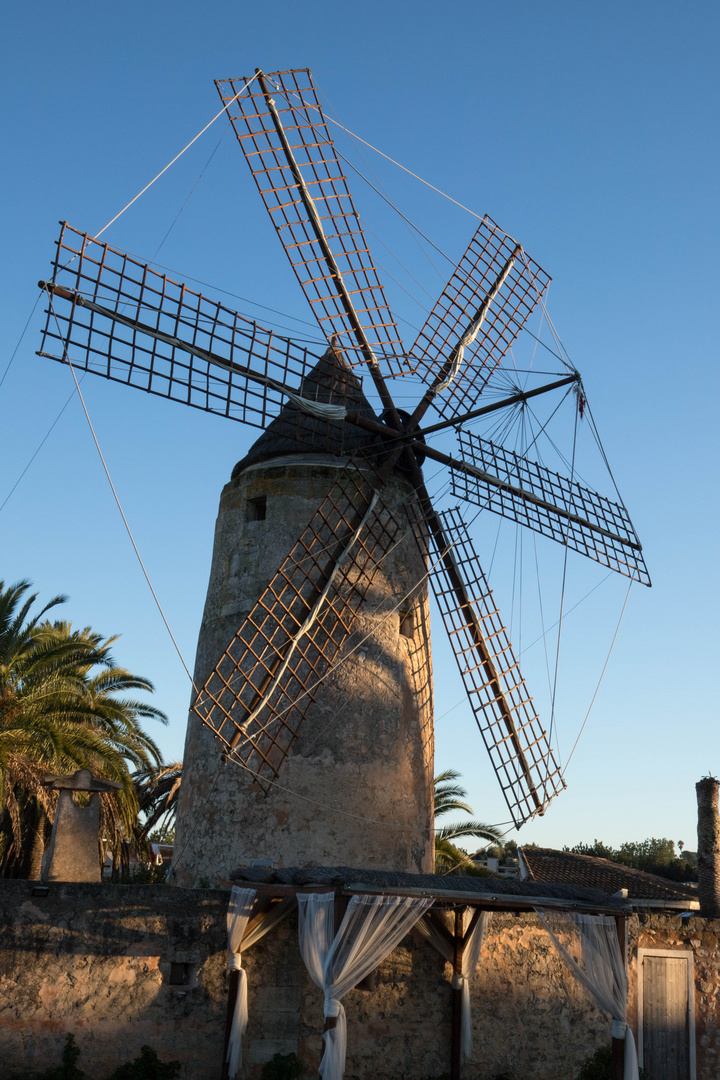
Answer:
537, 910, 639, 1080
298, 892, 335, 989
415, 909, 491, 1060
226, 887, 296, 1078
226, 886, 256, 1079
298, 893, 434, 1080
457, 910, 491, 1060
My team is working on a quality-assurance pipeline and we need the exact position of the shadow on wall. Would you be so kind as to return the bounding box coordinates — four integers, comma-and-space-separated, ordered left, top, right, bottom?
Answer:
1, 882, 611, 1080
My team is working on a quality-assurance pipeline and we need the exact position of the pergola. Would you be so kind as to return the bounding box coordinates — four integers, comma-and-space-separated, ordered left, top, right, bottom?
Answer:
222, 866, 633, 1080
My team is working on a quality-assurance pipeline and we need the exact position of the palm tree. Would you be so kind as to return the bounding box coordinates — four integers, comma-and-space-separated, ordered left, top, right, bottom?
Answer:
434, 769, 503, 873
0, 579, 166, 877
135, 760, 182, 843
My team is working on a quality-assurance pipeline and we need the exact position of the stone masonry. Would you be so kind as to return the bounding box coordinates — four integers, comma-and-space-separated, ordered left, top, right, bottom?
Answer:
173, 459, 435, 887
1, 880, 632, 1080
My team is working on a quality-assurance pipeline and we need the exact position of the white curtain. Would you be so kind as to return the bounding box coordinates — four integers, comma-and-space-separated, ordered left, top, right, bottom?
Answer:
537, 909, 639, 1080
226, 886, 256, 1080
298, 892, 335, 989
457, 910, 491, 1060
226, 887, 296, 1079
298, 893, 434, 1080
414, 908, 491, 1061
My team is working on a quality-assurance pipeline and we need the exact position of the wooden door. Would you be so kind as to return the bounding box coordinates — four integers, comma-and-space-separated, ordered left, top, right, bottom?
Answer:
640, 951, 694, 1080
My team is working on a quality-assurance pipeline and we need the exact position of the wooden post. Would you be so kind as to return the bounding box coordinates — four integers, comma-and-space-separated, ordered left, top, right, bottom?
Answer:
611, 915, 627, 1080
450, 908, 464, 1080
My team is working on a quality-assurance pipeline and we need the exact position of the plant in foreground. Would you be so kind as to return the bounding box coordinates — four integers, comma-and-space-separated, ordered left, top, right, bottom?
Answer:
108, 1045, 181, 1080
0, 578, 166, 878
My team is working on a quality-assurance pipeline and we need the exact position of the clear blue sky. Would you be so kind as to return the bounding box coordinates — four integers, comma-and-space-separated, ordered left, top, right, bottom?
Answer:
2, 1, 718, 852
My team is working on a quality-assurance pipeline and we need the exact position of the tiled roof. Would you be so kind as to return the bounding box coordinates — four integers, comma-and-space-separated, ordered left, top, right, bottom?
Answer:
519, 847, 697, 903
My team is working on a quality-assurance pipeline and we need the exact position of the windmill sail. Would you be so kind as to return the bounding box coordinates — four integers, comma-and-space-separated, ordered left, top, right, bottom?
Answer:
193, 467, 400, 785
217, 69, 409, 376
451, 430, 651, 586
429, 506, 565, 827
410, 216, 551, 422
38, 223, 327, 432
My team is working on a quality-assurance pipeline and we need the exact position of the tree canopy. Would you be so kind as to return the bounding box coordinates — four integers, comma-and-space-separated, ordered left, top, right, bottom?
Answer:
0, 578, 167, 878
563, 837, 697, 882
433, 769, 502, 874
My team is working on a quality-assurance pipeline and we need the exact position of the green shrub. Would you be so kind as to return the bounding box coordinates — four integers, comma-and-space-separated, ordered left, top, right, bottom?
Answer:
108, 1045, 181, 1080
130, 864, 168, 885
7, 1034, 87, 1080
9, 1038, 181, 1080
40, 1034, 86, 1080
260, 1052, 304, 1080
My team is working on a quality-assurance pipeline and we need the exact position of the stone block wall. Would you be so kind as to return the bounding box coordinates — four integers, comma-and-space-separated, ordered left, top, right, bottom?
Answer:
1, 881, 646, 1080
0, 881, 228, 1078
628, 912, 720, 1080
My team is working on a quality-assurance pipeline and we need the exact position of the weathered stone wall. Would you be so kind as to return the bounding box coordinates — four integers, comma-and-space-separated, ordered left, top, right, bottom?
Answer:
628, 913, 720, 1080
0, 881, 228, 1078
1, 881, 624, 1080
174, 459, 435, 887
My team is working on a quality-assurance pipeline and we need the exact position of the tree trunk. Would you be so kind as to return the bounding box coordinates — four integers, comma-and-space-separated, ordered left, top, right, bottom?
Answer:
696, 777, 720, 918
25, 805, 48, 880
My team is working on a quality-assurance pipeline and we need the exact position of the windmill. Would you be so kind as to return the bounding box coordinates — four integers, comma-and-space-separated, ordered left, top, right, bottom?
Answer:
36, 68, 650, 884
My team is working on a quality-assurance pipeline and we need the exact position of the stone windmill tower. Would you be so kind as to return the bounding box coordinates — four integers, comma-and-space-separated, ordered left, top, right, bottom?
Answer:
37, 67, 650, 887
174, 346, 436, 884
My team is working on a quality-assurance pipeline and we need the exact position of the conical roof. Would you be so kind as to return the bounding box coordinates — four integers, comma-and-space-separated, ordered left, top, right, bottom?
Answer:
232, 345, 383, 477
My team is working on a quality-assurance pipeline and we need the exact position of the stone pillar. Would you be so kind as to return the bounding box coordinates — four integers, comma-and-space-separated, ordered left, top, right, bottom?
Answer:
696, 776, 720, 918
173, 458, 435, 887
42, 769, 122, 883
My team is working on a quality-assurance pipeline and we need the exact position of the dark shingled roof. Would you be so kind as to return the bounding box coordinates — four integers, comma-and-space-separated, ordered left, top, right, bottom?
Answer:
232, 345, 383, 478
229, 864, 627, 908
519, 847, 698, 903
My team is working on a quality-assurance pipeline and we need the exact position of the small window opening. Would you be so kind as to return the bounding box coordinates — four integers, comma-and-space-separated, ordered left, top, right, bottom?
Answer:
399, 607, 416, 640
247, 496, 267, 522
168, 962, 195, 987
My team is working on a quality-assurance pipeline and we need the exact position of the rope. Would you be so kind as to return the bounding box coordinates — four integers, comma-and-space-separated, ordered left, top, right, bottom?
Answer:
547, 400, 580, 758
93, 73, 260, 241
45, 290, 197, 690
561, 581, 633, 776
521, 572, 614, 657
301, 92, 485, 222
146, 126, 231, 266
0, 376, 84, 515
336, 149, 455, 268
0, 295, 41, 393
532, 533, 555, 705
